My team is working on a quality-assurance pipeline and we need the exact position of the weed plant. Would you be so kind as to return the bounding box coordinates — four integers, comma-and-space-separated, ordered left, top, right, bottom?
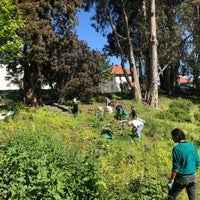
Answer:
0, 94, 199, 199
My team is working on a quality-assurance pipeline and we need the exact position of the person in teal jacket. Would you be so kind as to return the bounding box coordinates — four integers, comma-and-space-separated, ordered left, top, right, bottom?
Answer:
168, 128, 200, 200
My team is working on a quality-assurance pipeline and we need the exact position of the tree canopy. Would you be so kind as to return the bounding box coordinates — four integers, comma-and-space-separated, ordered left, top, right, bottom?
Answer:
83, 0, 200, 100
5, 0, 108, 105
0, 0, 23, 63
1, 0, 200, 106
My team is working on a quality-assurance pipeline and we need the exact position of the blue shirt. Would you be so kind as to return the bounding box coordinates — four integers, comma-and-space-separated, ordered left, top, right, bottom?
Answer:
172, 141, 200, 178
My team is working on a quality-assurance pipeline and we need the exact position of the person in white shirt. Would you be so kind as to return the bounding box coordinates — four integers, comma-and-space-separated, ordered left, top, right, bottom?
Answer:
0, 110, 14, 120
128, 119, 145, 140
105, 97, 113, 113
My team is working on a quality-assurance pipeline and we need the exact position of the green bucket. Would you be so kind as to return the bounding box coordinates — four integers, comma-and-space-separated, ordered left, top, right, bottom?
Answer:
101, 128, 114, 140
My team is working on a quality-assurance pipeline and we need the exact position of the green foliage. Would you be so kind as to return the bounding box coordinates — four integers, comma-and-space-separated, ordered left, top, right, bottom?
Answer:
0, 130, 105, 199
94, 95, 105, 103
194, 112, 200, 123
0, 0, 23, 63
156, 98, 192, 122
169, 98, 192, 112
0, 94, 200, 199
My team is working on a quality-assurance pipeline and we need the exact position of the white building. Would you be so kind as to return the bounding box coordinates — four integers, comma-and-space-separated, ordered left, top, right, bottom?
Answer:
100, 65, 131, 93
0, 65, 50, 91
0, 66, 20, 90
1, 64, 132, 92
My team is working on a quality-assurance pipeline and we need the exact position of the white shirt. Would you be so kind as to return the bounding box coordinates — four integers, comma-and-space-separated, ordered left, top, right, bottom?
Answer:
129, 119, 144, 128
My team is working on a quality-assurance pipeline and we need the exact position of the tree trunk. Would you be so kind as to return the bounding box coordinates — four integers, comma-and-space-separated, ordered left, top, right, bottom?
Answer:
146, 0, 158, 108
120, 0, 142, 100
23, 63, 42, 106
128, 44, 142, 100
170, 60, 180, 96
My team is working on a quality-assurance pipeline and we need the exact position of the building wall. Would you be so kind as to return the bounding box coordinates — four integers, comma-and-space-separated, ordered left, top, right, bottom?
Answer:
99, 75, 130, 93
0, 65, 50, 91
0, 67, 20, 90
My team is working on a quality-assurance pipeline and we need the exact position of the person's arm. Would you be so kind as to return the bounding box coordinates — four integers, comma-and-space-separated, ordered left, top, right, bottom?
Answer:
170, 147, 179, 182
168, 172, 176, 190
170, 171, 177, 182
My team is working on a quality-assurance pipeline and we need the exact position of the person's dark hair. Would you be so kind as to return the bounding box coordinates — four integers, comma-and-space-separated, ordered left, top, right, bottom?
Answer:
171, 128, 186, 141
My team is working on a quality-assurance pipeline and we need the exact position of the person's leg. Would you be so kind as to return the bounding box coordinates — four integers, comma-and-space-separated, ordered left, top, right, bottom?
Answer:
136, 129, 141, 139
73, 104, 78, 115
168, 179, 185, 200
136, 124, 144, 140
186, 176, 196, 200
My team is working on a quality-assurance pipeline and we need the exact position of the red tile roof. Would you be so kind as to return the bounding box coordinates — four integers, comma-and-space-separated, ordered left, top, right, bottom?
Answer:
111, 65, 131, 75
111, 67, 191, 84
179, 77, 192, 84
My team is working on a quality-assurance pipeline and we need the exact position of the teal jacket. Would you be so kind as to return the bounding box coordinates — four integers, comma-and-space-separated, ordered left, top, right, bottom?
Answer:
172, 141, 200, 178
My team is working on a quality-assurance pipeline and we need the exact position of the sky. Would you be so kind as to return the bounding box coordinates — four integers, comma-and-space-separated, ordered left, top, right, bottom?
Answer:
76, 10, 121, 66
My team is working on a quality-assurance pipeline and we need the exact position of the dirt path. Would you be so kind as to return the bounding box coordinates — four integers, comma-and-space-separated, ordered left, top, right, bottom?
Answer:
44, 104, 72, 114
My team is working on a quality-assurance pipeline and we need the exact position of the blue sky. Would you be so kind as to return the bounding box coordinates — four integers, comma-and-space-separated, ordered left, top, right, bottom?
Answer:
76, 10, 121, 66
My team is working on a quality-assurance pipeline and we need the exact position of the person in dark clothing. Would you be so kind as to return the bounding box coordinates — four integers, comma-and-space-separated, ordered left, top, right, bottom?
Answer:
72, 97, 79, 115
130, 106, 137, 119
115, 105, 128, 120
168, 128, 200, 200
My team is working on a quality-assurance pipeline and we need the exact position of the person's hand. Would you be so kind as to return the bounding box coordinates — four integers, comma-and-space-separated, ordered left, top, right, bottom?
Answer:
168, 180, 174, 190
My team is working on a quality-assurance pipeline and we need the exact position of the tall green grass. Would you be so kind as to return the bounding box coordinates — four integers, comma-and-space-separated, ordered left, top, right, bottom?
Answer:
0, 95, 199, 199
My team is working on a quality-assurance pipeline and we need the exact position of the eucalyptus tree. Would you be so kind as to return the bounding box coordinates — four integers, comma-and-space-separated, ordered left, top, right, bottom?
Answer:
178, 0, 200, 90
83, 0, 142, 101
156, 0, 194, 96
145, 0, 158, 107
0, 0, 23, 63
83, 0, 161, 107
156, 0, 179, 96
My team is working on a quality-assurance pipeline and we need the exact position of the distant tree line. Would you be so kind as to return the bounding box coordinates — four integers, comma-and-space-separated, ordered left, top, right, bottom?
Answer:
0, 0, 199, 107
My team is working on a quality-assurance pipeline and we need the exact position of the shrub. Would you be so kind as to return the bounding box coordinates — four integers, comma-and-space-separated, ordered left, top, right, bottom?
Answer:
156, 98, 192, 122
95, 95, 105, 103
0, 131, 107, 199
169, 106, 191, 122
169, 97, 192, 112
194, 112, 200, 123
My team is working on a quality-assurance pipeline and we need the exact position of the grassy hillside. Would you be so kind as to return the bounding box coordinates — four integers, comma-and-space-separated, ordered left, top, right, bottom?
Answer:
0, 92, 200, 199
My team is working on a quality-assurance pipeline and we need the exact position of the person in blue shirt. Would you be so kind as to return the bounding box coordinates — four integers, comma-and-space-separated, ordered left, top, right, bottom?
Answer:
168, 128, 200, 200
